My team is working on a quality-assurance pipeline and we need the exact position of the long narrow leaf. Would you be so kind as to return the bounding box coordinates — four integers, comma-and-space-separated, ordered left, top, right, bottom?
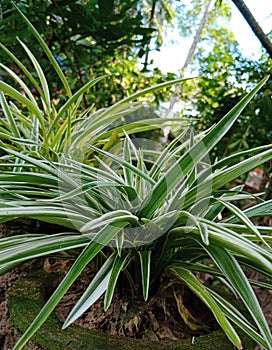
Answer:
195, 144, 272, 184
0, 206, 89, 227
96, 118, 184, 144
170, 266, 242, 349
208, 288, 268, 348
0, 233, 90, 267
63, 253, 116, 328
13, 220, 129, 350
0, 64, 37, 105
48, 76, 105, 140
18, 39, 51, 113
175, 148, 272, 211
226, 199, 272, 223
138, 250, 152, 300
203, 245, 272, 349
104, 252, 131, 310
88, 144, 156, 186
1, 149, 81, 189
0, 81, 44, 127
80, 210, 138, 234
0, 92, 20, 138
14, 4, 72, 97
216, 199, 270, 248
0, 43, 43, 96
138, 76, 269, 218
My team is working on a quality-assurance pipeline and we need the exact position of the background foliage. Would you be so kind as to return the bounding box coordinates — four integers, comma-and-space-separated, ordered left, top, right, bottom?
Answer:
1, 0, 271, 177
0, 0, 176, 108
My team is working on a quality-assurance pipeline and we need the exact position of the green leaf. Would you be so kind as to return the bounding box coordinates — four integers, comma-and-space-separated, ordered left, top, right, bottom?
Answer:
222, 223, 272, 237
0, 92, 20, 138
48, 76, 105, 142
208, 288, 268, 348
88, 144, 156, 186
0, 149, 81, 188
226, 199, 272, 223
97, 118, 184, 145
171, 224, 272, 274
18, 39, 51, 113
138, 250, 152, 301
178, 147, 272, 211
0, 206, 88, 228
0, 64, 37, 105
170, 266, 242, 349
216, 199, 270, 248
80, 210, 138, 234
104, 252, 131, 310
179, 211, 210, 245
14, 4, 72, 97
13, 220, 129, 350
0, 233, 90, 267
0, 81, 44, 129
123, 137, 133, 186
0, 43, 43, 97
138, 76, 269, 218
96, 77, 194, 123
200, 144, 272, 177
200, 220, 272, 266
203, 245, 272, 349
43, 181, 133, 203
63, 252, 116, 328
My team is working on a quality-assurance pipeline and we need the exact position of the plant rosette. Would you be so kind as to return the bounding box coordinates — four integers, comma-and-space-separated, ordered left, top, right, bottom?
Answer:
0, 77, 272, 349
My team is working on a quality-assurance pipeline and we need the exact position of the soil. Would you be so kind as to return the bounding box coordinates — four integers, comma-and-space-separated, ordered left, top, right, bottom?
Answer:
52, 261, 219, 341
0, 220, 271, 350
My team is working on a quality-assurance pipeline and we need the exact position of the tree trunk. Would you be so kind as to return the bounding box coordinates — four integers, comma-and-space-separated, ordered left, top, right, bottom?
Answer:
143, 0, 157, 71
166, 0, 216, 117
232, 0, 272, 59
183, 0, 217, 70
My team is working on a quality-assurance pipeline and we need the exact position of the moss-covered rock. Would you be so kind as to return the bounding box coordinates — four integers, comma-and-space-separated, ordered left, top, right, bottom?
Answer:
8, 270, 256, 350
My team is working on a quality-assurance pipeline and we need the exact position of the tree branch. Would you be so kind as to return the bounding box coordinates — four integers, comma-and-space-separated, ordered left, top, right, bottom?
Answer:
232, 0, 272, 59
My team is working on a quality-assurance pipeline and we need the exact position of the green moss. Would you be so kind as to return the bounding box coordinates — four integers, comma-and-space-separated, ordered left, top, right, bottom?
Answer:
8, 271, 256, 350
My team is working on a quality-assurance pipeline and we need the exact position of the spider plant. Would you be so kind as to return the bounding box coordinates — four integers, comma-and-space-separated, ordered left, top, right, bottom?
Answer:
0, 76, 272, 350
0, 6, 185, 162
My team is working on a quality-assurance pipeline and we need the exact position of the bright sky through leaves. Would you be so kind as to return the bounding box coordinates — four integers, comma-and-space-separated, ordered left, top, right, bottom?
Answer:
149, 0, 272, 73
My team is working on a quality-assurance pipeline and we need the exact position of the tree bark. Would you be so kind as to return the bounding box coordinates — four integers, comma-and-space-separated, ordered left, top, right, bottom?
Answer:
143, 0, 157, 71
231, 0, 272, 59
166, 0, 216, 117
183, 0, 217, 70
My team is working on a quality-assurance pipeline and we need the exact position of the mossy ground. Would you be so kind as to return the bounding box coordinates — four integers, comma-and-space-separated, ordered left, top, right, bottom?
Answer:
8, 270, 256, 350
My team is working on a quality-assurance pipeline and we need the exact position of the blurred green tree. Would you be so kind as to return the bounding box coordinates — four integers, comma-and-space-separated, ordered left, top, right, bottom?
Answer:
0, 0, 176, 108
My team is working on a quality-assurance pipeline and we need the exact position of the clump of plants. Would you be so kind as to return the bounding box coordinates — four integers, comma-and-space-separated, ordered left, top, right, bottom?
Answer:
0, 7, 272, 350
0, 7, 183, 162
